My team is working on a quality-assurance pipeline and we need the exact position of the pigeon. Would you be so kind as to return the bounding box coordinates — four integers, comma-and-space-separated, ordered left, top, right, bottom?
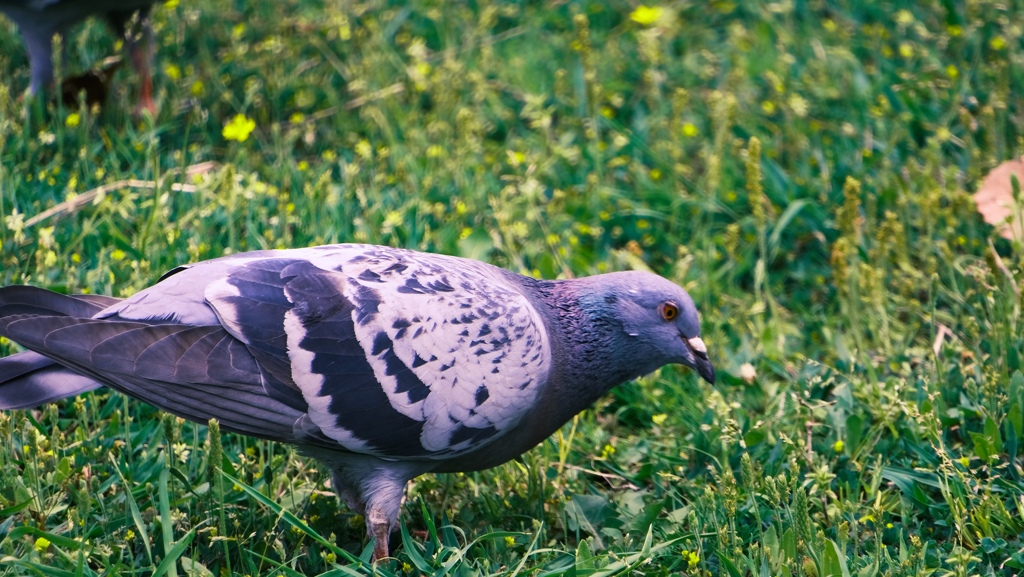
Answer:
0, 244, 715, 560
0, 0, 155, 111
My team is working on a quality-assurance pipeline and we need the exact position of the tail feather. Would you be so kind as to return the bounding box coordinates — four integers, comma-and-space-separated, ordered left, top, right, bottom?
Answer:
0, 286, 306, 441
0, 351, 102, 409
1, 313, 304, 443
0, 286, 121, 318
0, 286, 120, 409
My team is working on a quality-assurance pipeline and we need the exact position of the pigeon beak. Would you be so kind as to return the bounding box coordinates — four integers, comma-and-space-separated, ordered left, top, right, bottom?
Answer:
685, 336, 716, 384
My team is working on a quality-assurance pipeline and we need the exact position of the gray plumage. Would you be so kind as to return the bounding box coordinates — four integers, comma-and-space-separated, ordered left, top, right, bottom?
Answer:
0, 244, 715, 560
0, 0, 154, 106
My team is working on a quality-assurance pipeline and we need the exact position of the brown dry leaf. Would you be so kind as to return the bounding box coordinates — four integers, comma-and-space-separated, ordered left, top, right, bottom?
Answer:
975, 156, 1024, 240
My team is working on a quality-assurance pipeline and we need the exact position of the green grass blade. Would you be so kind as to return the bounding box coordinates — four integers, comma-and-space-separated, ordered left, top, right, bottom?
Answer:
151, 529, 196, 577
109, 453, 154, 565
219, 470, 364, 566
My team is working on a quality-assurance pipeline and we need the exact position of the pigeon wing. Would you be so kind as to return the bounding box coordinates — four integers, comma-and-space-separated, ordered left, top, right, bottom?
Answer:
0, 314, 305, 442
202, 245, 552, 459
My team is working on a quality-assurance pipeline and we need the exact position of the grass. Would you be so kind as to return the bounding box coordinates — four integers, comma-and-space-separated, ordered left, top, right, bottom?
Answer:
1, 0, 1023, 574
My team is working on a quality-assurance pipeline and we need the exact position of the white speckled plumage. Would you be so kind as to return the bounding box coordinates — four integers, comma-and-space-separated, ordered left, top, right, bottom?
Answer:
0, 243, 715, 560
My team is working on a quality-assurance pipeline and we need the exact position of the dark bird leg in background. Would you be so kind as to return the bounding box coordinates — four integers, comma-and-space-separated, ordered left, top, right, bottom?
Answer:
8, 12, 58, 122
108, 8, 155, 115
20, 22, 56, 97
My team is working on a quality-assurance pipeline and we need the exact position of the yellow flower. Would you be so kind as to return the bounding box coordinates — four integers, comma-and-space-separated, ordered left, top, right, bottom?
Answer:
35, 537, 51, 552
652, 413, 668, 426
355, 139, 373, 159
681, 122, 698, 137
990, 36, 1007, 50
630, 5, 664, 26
958, 456, 970, 467
289, 112, 305, 124
788, 94, 809, 117
600, 443, 616, 459
191, 80, 205, 96
65, 113, 80, 127
111, 249, 126, 262
164, 63, 181, 81
504, 536, 516, 546
833, 440, 844, 452
222, 114, 256, 142
946, 65, 958, 79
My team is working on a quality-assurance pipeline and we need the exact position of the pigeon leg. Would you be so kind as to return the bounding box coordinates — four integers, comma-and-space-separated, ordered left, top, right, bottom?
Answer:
370, 515, 390, 561
364, 479, 406, 561
327, 459, 419, 562
330, 468, 394, 558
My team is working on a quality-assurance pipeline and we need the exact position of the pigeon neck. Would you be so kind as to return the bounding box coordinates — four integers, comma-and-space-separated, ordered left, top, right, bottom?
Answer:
532, 277, 648, 411
433, 273, 655, 473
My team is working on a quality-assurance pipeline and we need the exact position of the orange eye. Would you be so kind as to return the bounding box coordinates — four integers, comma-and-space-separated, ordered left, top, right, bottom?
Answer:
660, 302, 679, 321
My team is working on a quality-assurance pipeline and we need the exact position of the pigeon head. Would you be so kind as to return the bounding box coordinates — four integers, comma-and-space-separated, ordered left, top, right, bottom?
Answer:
575, 271, 715, 385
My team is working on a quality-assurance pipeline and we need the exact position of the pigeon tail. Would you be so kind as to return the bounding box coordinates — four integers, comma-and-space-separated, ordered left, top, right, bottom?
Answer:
0, 282, 308, 444
0, 286, 120, 409
0, 351, 103, 410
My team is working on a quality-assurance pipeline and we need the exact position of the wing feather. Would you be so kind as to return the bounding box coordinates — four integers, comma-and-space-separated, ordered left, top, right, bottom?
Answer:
0, 315, 304, 442
206, 246, 552, 458
0, 351, 101, 409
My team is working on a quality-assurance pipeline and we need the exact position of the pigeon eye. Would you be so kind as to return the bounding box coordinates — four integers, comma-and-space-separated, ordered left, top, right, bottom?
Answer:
659, 302, 679, 321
